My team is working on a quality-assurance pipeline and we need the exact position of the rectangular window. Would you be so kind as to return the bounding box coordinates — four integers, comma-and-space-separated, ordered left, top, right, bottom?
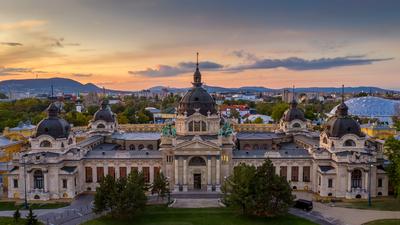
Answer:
303, 166, 311, 182
166, 155, 174, 163
280, 166, 287, 179
142, 167, 150, 183
97, 167, 104, 182
291, 166, 299, 182
85, 167, 93, 183
13, 179, 18, 188
120, 167, 127, 178
62, 179, 68, 189
154, 167, 160, 178
131, 167, 138, 175
108, 167, 115, 178
378, 178, 383, 187
328, 179, 333, 188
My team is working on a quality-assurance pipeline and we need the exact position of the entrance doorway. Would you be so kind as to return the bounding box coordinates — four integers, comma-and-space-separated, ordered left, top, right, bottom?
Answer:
193, 174, 201, 190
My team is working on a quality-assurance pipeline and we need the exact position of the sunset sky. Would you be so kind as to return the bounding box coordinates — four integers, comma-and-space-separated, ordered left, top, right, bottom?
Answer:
0, 0, 399, 91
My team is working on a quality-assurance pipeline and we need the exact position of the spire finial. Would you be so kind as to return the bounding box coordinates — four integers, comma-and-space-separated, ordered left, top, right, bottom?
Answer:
196, 52, 199, 69
341, 84, 344, 103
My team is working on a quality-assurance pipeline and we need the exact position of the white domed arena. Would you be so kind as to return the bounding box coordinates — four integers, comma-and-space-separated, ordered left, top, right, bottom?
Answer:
330, 96, 400, 124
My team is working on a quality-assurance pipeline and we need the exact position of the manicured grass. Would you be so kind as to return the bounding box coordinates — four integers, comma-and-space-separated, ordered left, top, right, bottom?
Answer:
334, 198, 400, 211
0, 216, 44, 225
83, 206, 317, 225
0, 201, 69, 211
363, 219, 400, 225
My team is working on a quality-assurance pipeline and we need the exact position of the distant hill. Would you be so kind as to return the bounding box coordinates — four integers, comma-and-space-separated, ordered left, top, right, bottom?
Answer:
147, 85, 396, 94
0, 77, 397, 95
0, 77, 127, 94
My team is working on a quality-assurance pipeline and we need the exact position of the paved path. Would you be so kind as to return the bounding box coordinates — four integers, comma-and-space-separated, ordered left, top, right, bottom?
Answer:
170, 198, 222, 208
292, 191, 400, 225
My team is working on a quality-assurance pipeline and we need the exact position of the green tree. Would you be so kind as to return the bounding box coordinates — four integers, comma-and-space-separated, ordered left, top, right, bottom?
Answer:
256, 102, 272, 115
229, 109, 241, 119
222, 159, 294, 217
253, 117, 264, 124
254, 160, 294, 216
13, 208, 21, 222
271, 103, 289, 122
222, 163, 257, 215
385, 137, 400, 197
94, 172, 148, 218
151, 172, 169, 200
25, 208, 38, 225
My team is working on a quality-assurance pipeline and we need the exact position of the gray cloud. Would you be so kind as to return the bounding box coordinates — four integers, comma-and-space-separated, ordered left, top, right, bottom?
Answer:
72, 73, 93, 77
129, 55, 392, 77
0, 67, 32, 76
129, 61, 224, 77
231, 50, 258, 61
229, 56, 393, 71
1, 42, 23, 46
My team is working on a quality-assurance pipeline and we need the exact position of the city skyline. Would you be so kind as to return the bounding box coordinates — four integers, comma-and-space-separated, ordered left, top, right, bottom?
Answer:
1, 0, 399, 91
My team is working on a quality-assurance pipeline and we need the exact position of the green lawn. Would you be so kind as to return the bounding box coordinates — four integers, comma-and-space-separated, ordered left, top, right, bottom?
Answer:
0, 202, 69, 211
363, 219, 400, 225
83, 206, 316, 225
0, 216, 44, 225
334, 198, 400, 211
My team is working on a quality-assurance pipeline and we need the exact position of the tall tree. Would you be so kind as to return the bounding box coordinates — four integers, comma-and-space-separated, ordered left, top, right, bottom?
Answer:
385, 137, 400, 197
151, 172, 169, 200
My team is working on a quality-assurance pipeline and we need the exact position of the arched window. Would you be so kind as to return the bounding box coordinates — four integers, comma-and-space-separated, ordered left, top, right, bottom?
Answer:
189, 121, 194, 132
189, 157, 206, 166
292, 123, 301, 128
194, 121, 201, 131
97, 124, 105, 129
40, 140, 52, 148
323, 137, 328, 144
129, 144, 135, 150
344, 139, 356, 147
243, 144, 251, 150
351, 169, 362, 188
68, 138, 73, 145
201, 121, 207, 131
34, 170, 44, 189
147, 144, 154, 150
138, 144, 144, 150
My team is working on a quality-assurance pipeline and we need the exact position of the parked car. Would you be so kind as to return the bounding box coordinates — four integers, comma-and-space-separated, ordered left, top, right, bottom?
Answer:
294, 199, 313, 211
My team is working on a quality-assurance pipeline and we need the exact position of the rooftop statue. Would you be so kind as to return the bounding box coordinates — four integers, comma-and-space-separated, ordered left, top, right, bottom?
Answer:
161, 123, 176, 138
219, 121, 233, 137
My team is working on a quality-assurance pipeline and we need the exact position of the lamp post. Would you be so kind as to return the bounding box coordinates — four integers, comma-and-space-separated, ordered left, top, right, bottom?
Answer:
22, 154, 28, 209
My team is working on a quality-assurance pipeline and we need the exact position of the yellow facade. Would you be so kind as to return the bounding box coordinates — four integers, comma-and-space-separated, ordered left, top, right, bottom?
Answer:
361, 125, 397, 139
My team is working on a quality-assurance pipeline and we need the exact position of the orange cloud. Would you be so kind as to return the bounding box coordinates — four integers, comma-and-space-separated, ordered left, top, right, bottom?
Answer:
0, 20, 47, 30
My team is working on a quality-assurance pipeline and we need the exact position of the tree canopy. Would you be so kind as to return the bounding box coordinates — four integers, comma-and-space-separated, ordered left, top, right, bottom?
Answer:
385, 137, 400, 197
222, 159, 294, 216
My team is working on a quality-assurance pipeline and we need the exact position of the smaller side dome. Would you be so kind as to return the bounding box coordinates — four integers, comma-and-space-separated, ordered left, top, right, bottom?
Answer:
324, 101, 363, 138
93, 99, 115, 122
282, 100, 305, 122
35, 103, 71, 139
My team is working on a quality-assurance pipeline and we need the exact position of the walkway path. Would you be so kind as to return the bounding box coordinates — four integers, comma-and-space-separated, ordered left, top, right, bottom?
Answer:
170, 198, 221, 208
292, 191, 400, 225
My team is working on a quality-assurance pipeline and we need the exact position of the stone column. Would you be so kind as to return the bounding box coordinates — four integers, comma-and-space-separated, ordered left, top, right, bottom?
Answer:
287, 166, 292, 182
299, 166, 303, 182
364, 170, 369, 192
347, 171, 352, 192
216, 156, 220, 191
207, 156, 212, 191
183, 157, 188, 191
92, 166, 97, 183
44, 172, 48, 192
174, 156, 179, 192
150, 166, 154, 184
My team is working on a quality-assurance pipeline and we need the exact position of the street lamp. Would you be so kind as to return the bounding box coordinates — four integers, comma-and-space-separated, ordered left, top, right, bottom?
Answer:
367, 149, 374, 207
22, 154, 29, 209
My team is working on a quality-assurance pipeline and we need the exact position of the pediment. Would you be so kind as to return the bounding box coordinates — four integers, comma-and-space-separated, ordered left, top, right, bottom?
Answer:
175, 138, 220, 151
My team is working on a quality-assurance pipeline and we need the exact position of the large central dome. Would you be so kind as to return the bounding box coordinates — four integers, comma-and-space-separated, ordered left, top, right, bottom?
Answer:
177, 56, 217, 116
